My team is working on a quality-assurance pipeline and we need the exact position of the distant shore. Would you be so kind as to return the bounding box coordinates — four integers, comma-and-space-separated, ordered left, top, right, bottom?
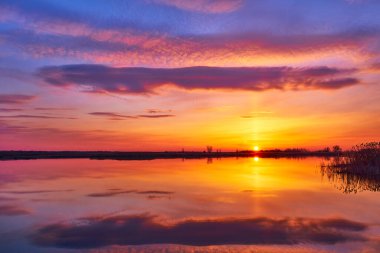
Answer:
0, 150, 342, 161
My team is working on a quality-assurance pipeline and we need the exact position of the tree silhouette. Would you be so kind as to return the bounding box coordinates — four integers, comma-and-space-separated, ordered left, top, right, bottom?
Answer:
332, 145, 342, 153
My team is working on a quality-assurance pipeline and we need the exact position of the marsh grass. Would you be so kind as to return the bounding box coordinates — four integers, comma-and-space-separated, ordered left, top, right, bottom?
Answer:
321, 142, 380, 193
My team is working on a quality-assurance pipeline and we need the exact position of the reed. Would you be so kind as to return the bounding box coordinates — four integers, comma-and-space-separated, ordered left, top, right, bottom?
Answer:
321, 142, 380, 193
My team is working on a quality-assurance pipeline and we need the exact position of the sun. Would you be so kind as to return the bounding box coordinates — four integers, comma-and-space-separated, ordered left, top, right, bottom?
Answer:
253, 146, 260, 151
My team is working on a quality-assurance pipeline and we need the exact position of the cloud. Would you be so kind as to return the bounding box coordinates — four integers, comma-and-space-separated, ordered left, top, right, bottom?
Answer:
138, 114, 175, 118
87, 190, 173, 197
137, 191, 173, 194
151, 0, 243, 13
1, 1, 379, 67
0, 115, 76, 120
0, 204, 31, 216
6, 28, 376, 67
1, 28, 137, 56
146, 195, 169, 200
89, 112, 175, 120
0, 94, 35, 104
87, 190, 136, 197
0, 190, 73, 194
38, 65, 359, 95
30, 214, 368, 249
146, 109, 172, 114
0, 196, 17, 201
34, 107, 74, 111
1, 14, 378, 68
88, 112, 137, 120
0, 108, 23, 112
0, 120, 161, 151
0, 121, 27, 134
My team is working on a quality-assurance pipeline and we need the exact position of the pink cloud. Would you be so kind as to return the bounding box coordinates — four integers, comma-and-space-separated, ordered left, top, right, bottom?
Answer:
2, 6, 376, 68
151, 0, 243, 13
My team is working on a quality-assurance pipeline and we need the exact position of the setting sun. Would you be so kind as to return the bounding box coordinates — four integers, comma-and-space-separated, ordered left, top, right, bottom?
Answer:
253, 146, 260, 151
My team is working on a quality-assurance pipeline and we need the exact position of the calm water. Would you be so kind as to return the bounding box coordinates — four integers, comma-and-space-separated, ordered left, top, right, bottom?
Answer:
0, 158, 379, 253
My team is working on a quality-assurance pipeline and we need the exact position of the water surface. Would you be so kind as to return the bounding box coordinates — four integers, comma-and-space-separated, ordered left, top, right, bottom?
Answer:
0, 158, 379, 252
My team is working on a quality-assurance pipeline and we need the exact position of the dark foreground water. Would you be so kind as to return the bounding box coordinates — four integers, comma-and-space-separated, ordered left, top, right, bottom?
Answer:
0, 158, 379, 253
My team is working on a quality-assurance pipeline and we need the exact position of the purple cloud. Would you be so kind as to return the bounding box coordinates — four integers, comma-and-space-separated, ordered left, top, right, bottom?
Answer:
0, 94, 35, 104
0, 204, 31, 216
88, 112, 137, 120
30, 214, 368, 248
137, 190, 173, 194
138, 114, 175, 118
34, 107, 74, 111
0, 108, 23, 112
38, 65, 359, 95
87, 190, 136, 197
89, 112, 175, 120
0, 115, 76, 120
87, 189, 173, 197
0, 190, 73, 194
146, 109, 172, 114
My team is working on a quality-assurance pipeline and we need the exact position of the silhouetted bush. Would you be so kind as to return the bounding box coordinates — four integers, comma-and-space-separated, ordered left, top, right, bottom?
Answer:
332, 145, 342, 153
321, 142, 380, 193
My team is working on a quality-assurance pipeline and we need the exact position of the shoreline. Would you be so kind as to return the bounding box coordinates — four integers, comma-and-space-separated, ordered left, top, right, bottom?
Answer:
0, 151, 341, 161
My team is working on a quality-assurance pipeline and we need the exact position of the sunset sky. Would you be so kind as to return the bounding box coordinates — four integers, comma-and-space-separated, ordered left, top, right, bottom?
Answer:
1, 0, 380, 151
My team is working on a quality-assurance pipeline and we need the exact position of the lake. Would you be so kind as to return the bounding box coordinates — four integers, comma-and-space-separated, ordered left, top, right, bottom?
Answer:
0, 157, 379, 252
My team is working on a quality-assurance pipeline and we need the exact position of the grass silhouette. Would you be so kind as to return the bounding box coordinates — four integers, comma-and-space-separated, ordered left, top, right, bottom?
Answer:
321, 142, 380, 193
